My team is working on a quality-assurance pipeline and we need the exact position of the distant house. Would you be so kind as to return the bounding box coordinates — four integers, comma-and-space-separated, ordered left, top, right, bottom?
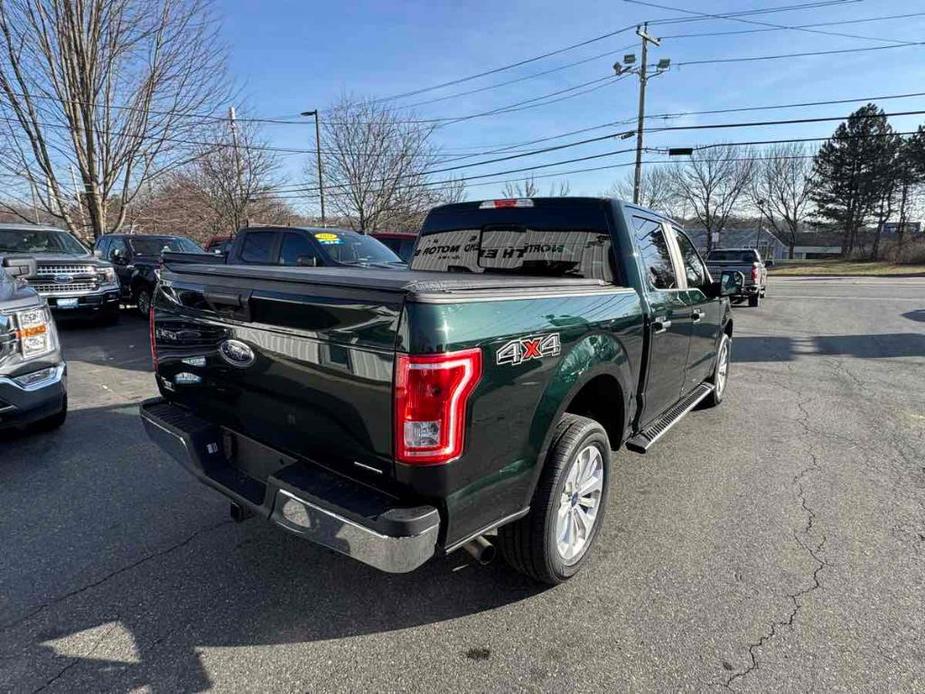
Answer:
686, 228, 788, 260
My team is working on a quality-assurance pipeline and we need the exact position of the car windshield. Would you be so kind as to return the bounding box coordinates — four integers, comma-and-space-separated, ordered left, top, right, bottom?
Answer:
128, 236, 202, 255
0, 228, 89, 255
314, 231, 403, 265
707, 250, 758, 263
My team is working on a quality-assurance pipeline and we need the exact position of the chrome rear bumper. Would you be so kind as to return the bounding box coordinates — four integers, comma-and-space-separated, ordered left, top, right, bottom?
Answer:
140, 398, 439, 573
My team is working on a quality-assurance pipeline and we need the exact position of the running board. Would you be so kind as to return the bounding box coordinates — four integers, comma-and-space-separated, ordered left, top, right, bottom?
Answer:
626, 383, 715, 454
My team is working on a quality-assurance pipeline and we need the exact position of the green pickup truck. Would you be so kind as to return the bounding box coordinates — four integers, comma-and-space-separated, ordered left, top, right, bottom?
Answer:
140, 198, 741, 584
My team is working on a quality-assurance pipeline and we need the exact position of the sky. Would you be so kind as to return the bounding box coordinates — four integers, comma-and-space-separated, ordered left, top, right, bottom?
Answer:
217, 0, 925, 215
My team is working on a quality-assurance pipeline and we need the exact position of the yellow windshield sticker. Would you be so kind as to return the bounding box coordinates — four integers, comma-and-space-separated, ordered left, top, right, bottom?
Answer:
315, 233, 339, 242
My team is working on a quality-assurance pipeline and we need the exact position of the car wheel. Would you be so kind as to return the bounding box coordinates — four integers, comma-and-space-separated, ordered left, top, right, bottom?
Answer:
497, 413, 610, 585
703, 333, 731, 407
135, 288, 152, 317
748, 293, 760, 308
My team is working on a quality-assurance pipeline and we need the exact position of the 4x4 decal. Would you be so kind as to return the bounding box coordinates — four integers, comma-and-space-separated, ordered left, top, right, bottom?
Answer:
496, 333, 561, 366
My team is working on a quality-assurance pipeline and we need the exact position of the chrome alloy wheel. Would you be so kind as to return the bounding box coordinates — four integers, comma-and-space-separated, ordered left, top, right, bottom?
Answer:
556, 444, 605, 565
715, 337, 730, 397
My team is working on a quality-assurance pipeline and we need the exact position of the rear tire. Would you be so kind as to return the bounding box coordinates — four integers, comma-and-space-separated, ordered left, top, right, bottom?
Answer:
497, 413, 610, 585
748, 293, 760, 308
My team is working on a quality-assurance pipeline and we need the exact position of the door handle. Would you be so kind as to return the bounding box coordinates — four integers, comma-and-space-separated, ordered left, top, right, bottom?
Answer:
653, 317, 672, 334
691, 309, 704, 322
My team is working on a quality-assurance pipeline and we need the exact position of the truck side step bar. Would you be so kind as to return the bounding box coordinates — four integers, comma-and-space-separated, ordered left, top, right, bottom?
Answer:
626, 383, 715, 454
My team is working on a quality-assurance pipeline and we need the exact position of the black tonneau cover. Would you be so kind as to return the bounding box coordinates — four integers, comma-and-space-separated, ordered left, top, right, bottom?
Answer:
161, 253, 613, 300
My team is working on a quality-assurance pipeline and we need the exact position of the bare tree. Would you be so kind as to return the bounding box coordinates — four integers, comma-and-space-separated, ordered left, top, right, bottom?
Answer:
609, 167, 678, 212
312, 96, 439, 232
669, 144, 754, 252
750, 143, 815, 259
172, 115, 280, 233
502, 175, 540, 198
0, 0, 228, 238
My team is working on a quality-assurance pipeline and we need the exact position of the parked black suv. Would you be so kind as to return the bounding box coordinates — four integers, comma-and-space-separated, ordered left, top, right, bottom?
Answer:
94, 234, 204, 316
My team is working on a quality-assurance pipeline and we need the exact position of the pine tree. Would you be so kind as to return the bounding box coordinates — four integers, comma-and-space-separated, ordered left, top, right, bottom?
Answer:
810, 104, 897, 255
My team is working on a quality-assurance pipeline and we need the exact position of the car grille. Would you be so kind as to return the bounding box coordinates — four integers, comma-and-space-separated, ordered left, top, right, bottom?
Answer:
31, 282, 98, 294
34, 264, 98, 276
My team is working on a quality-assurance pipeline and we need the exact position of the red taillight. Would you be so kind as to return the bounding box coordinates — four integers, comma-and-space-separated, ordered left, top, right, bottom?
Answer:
149, 306, 158, 369
751, 264, 760, 282
394, 348, 482, 465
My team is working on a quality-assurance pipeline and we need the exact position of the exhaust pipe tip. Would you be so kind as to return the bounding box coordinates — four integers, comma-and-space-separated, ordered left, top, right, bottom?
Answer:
463, 535, 496, 565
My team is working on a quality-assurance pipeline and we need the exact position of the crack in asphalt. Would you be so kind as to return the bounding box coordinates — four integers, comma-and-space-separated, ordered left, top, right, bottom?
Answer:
0, 519, 233, 635
31, 619, 120, 693
719, 398, 829, 691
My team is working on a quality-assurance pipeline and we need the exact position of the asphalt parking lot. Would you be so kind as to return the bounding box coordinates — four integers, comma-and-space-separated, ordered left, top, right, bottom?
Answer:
1, 277, 923, 693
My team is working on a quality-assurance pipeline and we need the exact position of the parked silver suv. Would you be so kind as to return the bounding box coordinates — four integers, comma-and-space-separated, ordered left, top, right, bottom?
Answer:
0, 224, 120, 321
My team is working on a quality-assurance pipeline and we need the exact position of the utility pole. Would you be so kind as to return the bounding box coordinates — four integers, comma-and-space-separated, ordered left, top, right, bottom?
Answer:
614, 25, 669, 206
228, 106, 246, 230
300, 110, 326, 226
633, 24, 658, 205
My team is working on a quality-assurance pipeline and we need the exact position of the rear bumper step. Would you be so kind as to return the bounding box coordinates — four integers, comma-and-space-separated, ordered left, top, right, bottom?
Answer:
626, 383, 714, 453
139, 398, 439, 573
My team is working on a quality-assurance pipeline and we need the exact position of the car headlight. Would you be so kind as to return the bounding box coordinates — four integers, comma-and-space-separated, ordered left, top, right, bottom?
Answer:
99, 267, 118, 285
16, 306, 54, 360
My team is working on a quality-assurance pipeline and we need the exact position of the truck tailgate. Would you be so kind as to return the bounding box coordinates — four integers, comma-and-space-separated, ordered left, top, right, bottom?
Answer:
153, 266, 404, 479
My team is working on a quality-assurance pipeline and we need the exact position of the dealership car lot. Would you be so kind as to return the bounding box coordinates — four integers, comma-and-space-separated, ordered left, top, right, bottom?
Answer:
1, 277, 923, 692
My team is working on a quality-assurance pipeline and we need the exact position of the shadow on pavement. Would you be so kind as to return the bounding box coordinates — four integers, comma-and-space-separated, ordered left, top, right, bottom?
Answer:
902, 309, 925, 323
56, 311, 152, 374
733, 332, 925, 362
0, 403, 544, 692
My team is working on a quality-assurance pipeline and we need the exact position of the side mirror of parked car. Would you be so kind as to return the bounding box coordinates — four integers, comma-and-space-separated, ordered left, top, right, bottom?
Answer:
720, 270, 744, 296
93, 249, 103, 258
297, 255, 318, 267
765, 258, 774, 268
1, 255, 37, 279
111, 248, 126, 264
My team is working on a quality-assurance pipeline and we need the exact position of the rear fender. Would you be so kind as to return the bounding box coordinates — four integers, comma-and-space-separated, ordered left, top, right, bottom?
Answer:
522, 333, 633, 502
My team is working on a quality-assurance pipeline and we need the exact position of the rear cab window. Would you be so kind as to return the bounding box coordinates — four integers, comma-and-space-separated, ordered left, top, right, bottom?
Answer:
412, 198, 617, 282
239, 231, 277, 264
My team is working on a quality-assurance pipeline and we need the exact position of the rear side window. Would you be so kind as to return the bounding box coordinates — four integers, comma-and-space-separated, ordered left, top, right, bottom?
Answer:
279, 233, 318, 266
412, 201, 615, 281
240, 231, 276, 263
633, 217, 678, 290
673, 228, 708, 288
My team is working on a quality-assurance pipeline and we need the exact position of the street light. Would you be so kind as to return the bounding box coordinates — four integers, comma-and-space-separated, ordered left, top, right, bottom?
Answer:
300, 110, 326, 225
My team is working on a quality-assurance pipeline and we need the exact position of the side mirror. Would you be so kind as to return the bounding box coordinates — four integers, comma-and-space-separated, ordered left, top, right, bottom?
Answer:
2, 255, 37, 279
297, 255, 318, 267
764, 258, 774, 268
720, 270, 744, 296
93, 248, 103, 258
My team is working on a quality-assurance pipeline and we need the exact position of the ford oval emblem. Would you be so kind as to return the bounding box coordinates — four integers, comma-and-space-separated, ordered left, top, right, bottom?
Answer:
53, 274, 73, 284
218, 339, 255, 368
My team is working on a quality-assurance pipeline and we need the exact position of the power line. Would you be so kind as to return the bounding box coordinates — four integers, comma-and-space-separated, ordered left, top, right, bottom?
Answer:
646, 109, 925, 135
625, 0, 912, 45
671, 42, 925, 68
260, 128, 921, 202
660, 10, 925, 40
370, 0, 857, 104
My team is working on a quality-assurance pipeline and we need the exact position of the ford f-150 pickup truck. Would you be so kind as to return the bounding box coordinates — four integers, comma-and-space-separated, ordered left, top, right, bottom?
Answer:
0, 224, 120, 321
94, 233, 205, 316
140, 198, 741, 584
0, 256, 67, 431
705, 248, 769, 307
